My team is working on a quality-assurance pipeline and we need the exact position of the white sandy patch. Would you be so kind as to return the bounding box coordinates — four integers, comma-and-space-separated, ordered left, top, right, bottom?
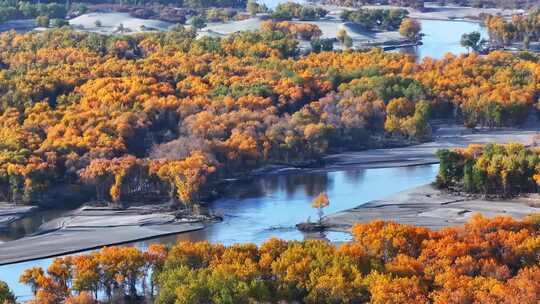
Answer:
202, 16, 405, 47
203, 17, 263, 36
69, 12, 174, 34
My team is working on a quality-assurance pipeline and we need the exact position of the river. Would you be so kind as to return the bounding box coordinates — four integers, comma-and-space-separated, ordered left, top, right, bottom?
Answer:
0, 164, 438, 301
400, 19, 487, 60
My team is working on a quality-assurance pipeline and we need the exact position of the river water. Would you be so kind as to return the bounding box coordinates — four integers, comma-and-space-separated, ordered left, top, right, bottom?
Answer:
0, 164, 438, 300
400, 19, 487, 60
0, 15, 484, 302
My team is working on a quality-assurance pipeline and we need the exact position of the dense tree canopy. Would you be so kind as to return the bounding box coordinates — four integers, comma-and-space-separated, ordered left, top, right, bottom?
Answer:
270, 2, 328, 21
321, 0, 425, 9
341, 8, 409, 31
436, 143, 540, 197
0, 28, 538, 207
18, 214, 540, 303
484, 10, 540, 49
0, 1, 67, 23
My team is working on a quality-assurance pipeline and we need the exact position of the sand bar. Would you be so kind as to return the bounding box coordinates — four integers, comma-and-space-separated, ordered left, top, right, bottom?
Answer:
323, 184, 540, 231
324, 123, 538, 170
0, 206, 204, 265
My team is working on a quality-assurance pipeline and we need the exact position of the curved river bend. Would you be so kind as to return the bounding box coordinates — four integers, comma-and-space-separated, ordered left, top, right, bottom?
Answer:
1, 164, 438, 300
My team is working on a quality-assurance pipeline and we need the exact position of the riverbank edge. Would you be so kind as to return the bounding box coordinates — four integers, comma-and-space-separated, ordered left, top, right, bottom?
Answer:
0, 222, 205, 266
320, 183, 540, 232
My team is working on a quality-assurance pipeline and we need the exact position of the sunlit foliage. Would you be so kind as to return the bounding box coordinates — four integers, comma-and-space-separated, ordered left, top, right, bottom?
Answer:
19, 215, 540, 303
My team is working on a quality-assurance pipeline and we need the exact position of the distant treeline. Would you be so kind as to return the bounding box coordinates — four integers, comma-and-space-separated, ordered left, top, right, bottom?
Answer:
341, 8, 409, 31
320, 0, 425, 9
436, 143, 540, 197
320, 0, 539, 9
270, 2, 328, 21
79, 0, 247, 8
0, 0, 248, 24
0, 1, 67, 23
483, 10, 540, 49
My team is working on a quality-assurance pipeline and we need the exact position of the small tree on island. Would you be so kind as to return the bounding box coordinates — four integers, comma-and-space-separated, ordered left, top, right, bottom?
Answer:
312, 192, 329, 225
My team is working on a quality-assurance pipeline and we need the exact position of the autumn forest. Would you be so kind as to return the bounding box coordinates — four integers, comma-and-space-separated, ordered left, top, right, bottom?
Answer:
1, 4, 540, 300
0, 27, 538, 208
12, 214, 540, 303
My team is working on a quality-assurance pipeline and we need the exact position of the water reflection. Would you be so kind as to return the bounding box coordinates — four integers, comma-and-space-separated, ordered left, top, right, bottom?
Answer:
0, 164, 438, 299
170, 164, 438, 246
399, 19, 488, 60
0, 209, 70, 242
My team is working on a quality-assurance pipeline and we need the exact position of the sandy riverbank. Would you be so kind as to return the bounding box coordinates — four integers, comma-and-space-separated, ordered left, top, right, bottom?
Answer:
323, 123, 538, 170
318, 122, 540, 231
323, 184, 540, 231
0, 122, 536, 264
203, 10, 407, 49
69, 12, 174, 34
0, 206, 204, 265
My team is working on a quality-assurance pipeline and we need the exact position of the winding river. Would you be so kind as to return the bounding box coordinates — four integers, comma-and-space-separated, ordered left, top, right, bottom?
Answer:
0, 17, 485, 301
1, 164, 438, 301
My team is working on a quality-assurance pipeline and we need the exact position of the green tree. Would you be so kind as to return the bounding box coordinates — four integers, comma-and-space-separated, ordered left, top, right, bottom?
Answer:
35, 15, 50, 27
463, 161, 474, 192
399, 18, 422, 42
189, 16, 207, 30
0, 281, 15, 304
460, 31, 482, 53
310, 38, 333, 53
247, 0, 267, 16
78, 4, 88, 15
52, 18, 69, 27
343, 35, 353, 49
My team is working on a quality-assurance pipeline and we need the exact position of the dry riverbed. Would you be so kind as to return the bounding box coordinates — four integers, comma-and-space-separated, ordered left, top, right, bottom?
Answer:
323, 184, 540, 231
0, 205, 204, 265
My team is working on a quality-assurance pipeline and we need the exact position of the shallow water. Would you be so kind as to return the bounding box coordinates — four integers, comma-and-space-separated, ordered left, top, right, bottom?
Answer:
0, 164, 438, 300
399, 19, 488, 60
0, 209, 70, 242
